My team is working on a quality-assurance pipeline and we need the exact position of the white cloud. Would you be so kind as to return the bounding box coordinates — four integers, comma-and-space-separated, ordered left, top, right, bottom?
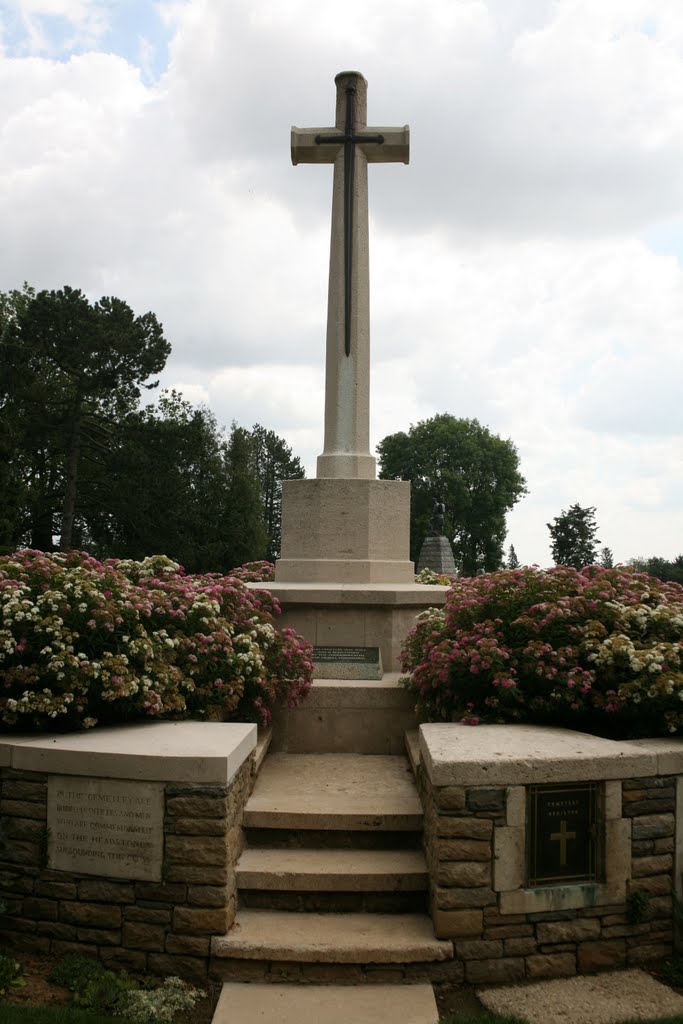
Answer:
1, 0, 682, 566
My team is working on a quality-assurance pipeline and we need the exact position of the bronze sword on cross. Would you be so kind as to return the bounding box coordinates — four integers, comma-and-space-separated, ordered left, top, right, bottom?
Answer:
313, 83, 387, 357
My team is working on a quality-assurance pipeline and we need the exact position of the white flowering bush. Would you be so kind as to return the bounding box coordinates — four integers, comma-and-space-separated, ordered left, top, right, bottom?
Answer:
117, 976, 204, 1022
401, 565, 683, 738
415, 567, 455, 586
0, 550, 312, 731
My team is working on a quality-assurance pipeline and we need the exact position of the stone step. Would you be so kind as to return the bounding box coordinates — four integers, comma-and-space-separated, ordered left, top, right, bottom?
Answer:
243, 754, 422, 831
236, 848, 429, 892
270, 675, 418, 754
211, 910, 453, 964
212, 982, 439, 1024
238, 889, 427, 915
243, 827, 422, 850
405, 729, 421, 776
254, 727, 272, 773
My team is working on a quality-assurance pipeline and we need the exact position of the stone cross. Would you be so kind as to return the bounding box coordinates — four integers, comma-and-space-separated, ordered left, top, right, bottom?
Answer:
292, 71, 409, 480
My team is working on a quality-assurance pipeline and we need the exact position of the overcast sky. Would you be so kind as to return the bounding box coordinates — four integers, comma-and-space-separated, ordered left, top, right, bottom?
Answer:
2, 0, 682, 567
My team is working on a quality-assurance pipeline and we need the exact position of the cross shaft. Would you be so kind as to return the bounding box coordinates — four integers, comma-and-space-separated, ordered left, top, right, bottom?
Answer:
314, 84, 385, 356
292, 71, 409, 480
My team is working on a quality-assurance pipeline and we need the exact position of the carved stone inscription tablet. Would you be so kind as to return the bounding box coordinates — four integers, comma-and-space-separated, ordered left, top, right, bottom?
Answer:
48, 776, 164, 881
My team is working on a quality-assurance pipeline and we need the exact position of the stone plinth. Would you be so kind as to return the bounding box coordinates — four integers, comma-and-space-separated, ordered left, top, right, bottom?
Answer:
0, 723, 263, 983
0, 721, 256, 784
416, 535, 456, 576
419, 724, 657, 787
415, 724, 680, 980
256, 582, 448, 674
275, 478, 414, 584
270, 675, 420, 755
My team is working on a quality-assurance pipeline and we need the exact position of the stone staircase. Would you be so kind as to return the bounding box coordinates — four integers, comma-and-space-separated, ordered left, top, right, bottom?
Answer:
209, 679, 451, 1023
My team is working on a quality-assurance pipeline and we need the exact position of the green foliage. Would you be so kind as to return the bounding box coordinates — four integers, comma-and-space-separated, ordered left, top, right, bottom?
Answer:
49, 955, 104, 991
0, 549, 312, 731
73, 971, 138, 1014
250, 423, 305, 561
222, 425, 268, 571
377, 414, 527, 575
415, 567, 453, 585
629, 555, 683, 586
228, 561, 275, 583
1, 286, 305, 574
506, 544, 520, 569
600, 546, 615, 569
626, 889, 651, 924
47, 957, 202, 1022
438, 1017, 526, 1024
0, 953, 26, 994
400, 565, 683, 738
75, 396, 300, 575
0, 285, 169, 553
85, 390, 233, 573
547, 503, 600, 569
0, 1007, 131, 1023
439, 1017, 683, 1024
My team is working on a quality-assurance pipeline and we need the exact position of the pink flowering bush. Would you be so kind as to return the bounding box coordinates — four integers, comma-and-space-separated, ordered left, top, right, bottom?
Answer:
0, 550, 312, 731
228, 561, 276, 583
401, 565, 683, 738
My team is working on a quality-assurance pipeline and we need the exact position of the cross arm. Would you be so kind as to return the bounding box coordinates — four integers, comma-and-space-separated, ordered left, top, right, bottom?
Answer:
291, 128, 338, 165
364, 126, 409, 164
291, 125, 410, 166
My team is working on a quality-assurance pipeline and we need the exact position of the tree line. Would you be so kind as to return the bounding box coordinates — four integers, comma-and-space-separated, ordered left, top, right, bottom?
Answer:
546, 504, 682, 582
2, 284, 676, 583
0, 285, 303, 572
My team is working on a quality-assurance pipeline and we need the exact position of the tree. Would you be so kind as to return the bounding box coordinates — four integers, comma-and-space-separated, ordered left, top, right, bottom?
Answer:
84, 391, 233, 572
250, 423, 305, 560
377, 414, 527, 575
628, 554, 683, 585
2, 286, 169, 550
0, 285, 38, 550
1, 285, 305, 571
223, 425, 268, 569
600, 546, 614, 569
547, 504, 600, 569
506, 544, 520, 569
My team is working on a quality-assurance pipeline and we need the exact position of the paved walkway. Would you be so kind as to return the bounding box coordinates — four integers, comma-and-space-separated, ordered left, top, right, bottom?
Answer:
213, 983, 438, 1023
477, 968, 683, 1024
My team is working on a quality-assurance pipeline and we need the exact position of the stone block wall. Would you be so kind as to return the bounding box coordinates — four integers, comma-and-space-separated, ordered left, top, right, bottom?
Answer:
421, 771, 677, 984
0, 755, 255, 983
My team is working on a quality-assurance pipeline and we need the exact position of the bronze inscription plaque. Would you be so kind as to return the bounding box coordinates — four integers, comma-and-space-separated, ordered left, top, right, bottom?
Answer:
312, 646, 379, 663
527, 782, 600, 887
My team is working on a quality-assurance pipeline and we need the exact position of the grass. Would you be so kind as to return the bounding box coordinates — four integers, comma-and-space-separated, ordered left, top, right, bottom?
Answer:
436, 1016, 683, 1024
0, 1008, 134, 1024
439, 1014, 526, 1023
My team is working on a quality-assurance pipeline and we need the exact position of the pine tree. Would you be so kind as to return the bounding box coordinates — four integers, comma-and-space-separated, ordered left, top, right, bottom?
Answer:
600, 546, 614, 568
506, 544, 520, 569
547, 504, 600, 569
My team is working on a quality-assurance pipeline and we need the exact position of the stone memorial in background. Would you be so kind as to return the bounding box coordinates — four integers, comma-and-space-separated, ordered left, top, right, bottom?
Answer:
416, 500, 457, 576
